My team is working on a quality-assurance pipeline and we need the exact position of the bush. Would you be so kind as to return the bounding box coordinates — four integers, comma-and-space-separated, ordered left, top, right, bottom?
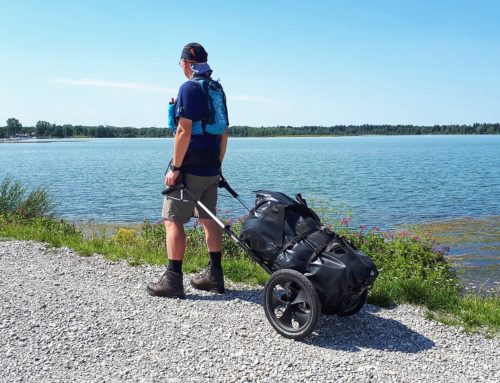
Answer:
0, 176, 54, 218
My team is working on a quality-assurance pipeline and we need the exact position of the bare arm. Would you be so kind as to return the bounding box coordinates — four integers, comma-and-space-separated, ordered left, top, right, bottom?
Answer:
172, 117, 192, 167
219, 127, 229, 164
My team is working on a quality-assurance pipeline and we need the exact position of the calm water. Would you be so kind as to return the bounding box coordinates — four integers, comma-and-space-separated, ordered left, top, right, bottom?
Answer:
2, 136, 498, 225
1, 136, 499, 284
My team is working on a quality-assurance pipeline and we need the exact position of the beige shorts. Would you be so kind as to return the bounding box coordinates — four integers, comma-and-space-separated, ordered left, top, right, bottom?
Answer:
162, 173, 220, 224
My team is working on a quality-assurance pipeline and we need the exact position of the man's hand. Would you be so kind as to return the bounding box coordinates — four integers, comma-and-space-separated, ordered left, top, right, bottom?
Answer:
165, 169, 181, 186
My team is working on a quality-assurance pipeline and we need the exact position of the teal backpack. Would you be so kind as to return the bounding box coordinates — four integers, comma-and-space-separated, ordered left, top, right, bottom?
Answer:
167, 78, 228, 136
192, 78, 229, 135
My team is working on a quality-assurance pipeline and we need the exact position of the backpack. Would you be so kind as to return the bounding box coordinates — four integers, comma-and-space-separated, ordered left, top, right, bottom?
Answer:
193, 78, 228, 135
240, 190, 379, 314
167, 78, 229, 136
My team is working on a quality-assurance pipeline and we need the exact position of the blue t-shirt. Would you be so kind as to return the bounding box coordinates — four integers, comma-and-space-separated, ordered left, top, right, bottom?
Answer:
175, 76, 222, 176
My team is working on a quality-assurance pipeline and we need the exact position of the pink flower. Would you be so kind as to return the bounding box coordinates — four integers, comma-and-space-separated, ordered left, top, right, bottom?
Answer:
340, 217, 352, 226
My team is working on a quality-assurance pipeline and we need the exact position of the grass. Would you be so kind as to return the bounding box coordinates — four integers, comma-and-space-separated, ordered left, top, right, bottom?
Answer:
0, 176, 499, 336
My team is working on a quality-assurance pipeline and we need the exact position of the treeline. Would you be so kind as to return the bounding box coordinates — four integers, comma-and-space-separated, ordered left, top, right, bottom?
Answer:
230, 123, 500, 136
0, 119, 170, 138
1, 118, 499, 139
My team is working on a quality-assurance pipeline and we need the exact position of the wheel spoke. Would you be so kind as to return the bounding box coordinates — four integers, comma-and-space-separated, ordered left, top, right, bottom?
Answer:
290, 289, 307, 305
292, 309, 310, 327
283, 281, 292, 295
269, 293, 287, 309
279, 306, 293, 326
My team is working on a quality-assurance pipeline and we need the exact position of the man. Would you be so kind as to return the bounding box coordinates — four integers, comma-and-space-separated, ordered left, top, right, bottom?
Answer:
147, 42, 229, 299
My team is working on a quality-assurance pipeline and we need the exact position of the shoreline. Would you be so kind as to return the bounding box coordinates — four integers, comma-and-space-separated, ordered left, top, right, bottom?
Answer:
68, 218, 500, 294
2, 133, 500, 143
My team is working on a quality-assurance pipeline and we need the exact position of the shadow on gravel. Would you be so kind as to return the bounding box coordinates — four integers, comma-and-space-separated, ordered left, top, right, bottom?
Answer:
186, 289, 435, 353
185, 288, 262, 304
307, 305, 435, 353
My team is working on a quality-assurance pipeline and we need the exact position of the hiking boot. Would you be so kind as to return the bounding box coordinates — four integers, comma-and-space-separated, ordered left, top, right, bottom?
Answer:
146, 270, 185, 299
190, 264, 225, 294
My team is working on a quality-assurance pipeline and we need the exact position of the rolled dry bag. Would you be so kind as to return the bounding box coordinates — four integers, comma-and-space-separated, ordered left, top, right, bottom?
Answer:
239, 190, 321, 267
240, 190, 379, 315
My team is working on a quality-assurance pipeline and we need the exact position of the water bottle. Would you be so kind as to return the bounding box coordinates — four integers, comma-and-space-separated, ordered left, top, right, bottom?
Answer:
167, 98, 176, 130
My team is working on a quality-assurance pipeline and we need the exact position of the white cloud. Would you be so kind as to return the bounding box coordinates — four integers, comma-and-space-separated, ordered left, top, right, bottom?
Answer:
53, 78, 176, 93
53, 78, 284, 104
228, 94, 285, 104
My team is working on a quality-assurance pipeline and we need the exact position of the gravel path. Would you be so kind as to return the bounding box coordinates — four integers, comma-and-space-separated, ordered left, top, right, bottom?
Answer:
1, 239, 498, 383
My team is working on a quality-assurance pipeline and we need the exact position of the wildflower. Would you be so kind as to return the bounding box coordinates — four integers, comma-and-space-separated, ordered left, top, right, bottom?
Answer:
359, 225, 367, 230
382, 231, 394, 239
340, 217, 352, 226
412, 235, 421, 242
398, 230, 410, 238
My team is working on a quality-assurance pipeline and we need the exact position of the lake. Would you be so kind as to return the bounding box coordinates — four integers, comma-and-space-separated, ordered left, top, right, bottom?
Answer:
1, 135, 499, 287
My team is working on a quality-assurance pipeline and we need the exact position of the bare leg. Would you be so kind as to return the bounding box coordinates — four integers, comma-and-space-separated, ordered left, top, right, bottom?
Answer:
164, 219, 186, 261
200, 218, 222, 252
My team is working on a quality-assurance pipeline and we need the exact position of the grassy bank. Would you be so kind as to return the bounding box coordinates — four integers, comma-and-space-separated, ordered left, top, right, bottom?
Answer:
1, 176, 498, 336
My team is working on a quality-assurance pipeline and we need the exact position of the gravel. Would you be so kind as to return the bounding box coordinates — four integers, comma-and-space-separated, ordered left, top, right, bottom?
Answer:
1, 239, 498, 383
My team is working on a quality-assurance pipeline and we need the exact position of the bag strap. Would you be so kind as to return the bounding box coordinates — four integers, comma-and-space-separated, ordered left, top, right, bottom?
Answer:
274, 203, 321, 249
282, 228, 319, 250
274, 204, 287, 249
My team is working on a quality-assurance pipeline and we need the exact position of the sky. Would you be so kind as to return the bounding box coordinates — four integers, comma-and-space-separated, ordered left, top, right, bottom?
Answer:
1, 0, 499, 127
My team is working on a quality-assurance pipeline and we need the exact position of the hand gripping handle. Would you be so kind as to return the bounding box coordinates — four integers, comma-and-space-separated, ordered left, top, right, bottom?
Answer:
161, 183, 185, 196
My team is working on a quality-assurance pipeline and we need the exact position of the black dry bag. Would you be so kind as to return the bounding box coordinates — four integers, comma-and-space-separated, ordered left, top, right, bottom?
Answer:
240, 190, 379, 315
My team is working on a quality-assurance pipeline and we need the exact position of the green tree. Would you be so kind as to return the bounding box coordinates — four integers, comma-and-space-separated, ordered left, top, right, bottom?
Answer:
6, 118, 22, 137
36, 121, 52, 137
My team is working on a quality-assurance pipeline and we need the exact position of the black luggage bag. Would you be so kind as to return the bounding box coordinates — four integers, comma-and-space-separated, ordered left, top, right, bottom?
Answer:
240, 190, 379, 315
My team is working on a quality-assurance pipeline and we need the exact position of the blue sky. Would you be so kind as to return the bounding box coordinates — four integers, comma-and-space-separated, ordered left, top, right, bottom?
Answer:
1, 0, 499, 127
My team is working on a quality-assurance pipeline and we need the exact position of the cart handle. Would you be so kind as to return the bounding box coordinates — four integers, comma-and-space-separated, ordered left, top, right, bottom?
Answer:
219, 175, 238, 198
161, 183, 184, 196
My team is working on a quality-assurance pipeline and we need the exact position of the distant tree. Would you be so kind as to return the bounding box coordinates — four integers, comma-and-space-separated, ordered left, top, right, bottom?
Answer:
52, 125, 64, 138
6, 118, 22, 136
63, 124, 74, 137
36, 121, 52, 137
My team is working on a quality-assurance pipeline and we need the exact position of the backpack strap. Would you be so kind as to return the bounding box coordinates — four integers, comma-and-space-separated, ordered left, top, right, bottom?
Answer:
192, 78, 213, 134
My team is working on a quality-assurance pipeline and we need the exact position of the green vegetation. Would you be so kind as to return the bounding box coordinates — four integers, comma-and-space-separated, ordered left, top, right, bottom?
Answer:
1, 117, 499, 139
0, 176, 55, 218
0, 176, 498, 335
230, 123, 500, 136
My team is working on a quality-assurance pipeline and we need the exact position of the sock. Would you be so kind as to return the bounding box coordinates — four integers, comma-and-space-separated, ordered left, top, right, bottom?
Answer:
167, 259, 183, 274
209, 251, 222, 269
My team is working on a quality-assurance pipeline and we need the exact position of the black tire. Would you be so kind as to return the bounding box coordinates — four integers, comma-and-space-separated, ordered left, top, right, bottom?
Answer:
337, 288, 368, 317
263, 269, 321, 340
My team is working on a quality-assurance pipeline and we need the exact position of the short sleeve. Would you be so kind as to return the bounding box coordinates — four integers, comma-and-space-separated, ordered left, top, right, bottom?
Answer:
175, 81, 209, 122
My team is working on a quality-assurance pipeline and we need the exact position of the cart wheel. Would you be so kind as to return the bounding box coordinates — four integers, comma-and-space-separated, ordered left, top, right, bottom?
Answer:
337, 288, 368, 317
263, 269, 321, 340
